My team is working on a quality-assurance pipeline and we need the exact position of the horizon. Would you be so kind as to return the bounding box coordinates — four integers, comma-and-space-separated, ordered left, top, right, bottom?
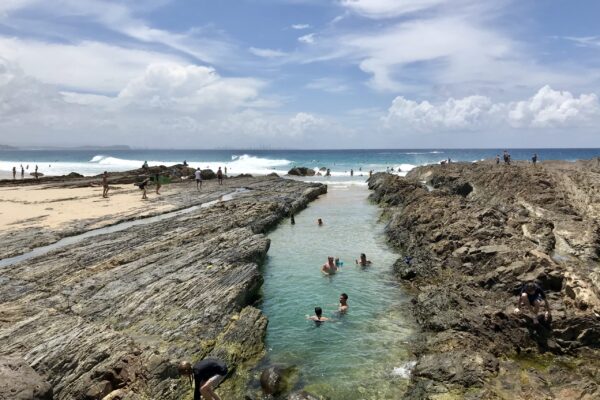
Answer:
1, 1, 600, 148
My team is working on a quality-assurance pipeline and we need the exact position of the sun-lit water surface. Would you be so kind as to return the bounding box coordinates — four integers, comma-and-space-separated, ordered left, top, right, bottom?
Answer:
261, 183, 415, 399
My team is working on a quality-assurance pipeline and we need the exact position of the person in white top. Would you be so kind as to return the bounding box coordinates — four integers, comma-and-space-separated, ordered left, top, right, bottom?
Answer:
194, 168, 202, 190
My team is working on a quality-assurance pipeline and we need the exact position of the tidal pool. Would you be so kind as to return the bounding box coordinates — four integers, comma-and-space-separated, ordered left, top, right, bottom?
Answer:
261, 184, 415, 399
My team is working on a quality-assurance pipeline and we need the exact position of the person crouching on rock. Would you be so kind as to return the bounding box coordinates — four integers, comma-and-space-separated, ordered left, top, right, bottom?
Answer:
179, 358, 228, 400
514, 281, 551, 324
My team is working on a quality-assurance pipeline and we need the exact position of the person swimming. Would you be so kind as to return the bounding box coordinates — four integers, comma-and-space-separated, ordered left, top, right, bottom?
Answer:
321, 256, 338, 275
339, 293, 349, 313
308, 307, 330, 324
317, 218, 323, 226
334, 257, 344, 267
355, 253, 372, 266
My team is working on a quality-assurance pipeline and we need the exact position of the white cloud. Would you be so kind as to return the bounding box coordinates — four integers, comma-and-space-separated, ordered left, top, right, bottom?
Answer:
563, 36, 600, 48
249, 47, 287, 58
0, 36, 186, 92
298, 33, 316, 44
340, 0, 447, 19
291, 24, 311, 30
384, 86, 600, 131
306, 78, 349, 93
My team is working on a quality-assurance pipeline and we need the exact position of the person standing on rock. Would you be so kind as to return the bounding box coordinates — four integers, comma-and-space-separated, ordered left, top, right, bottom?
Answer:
532, 153, 538, 166
195, 168, 203, 190
495, 155, 500, 165
217, 167, 223, 185
179, 358, 228, 400
290, 213, 295, 225
514, 282, 551, 323
102, 171, 109, 198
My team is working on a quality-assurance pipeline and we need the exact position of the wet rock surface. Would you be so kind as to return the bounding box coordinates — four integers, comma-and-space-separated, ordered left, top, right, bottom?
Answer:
369, 161, 600, 399
0, 176, 326, 399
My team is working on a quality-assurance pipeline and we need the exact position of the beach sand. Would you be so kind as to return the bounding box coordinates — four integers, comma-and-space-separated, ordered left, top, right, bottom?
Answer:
0, 183, 172, 233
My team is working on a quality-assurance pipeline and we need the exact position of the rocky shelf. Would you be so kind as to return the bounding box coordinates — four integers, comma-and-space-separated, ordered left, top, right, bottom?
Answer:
0, 175, 326, 399
369, 160, 600, 399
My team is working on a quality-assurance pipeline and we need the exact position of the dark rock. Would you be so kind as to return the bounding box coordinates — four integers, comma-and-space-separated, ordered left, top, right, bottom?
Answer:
0, 356, 53, 400
66, 172, 84, 178
201, 169, 217, 180
288, 167, 315, 176
260, 365, 298, 396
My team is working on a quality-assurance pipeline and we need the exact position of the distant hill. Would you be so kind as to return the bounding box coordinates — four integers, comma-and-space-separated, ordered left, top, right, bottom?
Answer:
0, 145, 131, 150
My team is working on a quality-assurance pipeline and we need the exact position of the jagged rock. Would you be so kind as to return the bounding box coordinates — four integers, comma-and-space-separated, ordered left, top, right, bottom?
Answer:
287, 167, 315, 176
0, 356, 53, 400
370, 161, 600, 399
201, 169, 217, 180
0, 177, 326, 399
260, 365, 298, 396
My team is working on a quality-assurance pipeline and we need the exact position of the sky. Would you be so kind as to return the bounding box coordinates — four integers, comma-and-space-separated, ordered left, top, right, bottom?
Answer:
1, 0, 600, 148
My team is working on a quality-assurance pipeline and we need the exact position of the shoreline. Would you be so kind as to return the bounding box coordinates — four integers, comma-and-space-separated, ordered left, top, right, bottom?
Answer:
369, 160, 600, 399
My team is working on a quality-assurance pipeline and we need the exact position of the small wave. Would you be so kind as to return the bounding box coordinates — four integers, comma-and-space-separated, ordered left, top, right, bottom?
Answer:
397, 163, 417, 172
89, 155, 106, 163
392, 361, 416, 379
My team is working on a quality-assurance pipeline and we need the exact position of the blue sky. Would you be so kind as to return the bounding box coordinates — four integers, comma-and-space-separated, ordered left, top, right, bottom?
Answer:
1, 0, 600, 148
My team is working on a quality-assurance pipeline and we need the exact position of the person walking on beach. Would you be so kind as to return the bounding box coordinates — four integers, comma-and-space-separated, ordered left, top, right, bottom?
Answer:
12, 166, 16, 180
217, 167, 223, 185
20, 165, 24, 179
102, 171, 109, 198
154, 173, 161, 195
195, 168, 203, 190
34, 165, 39, 180
321, 256, 338, 275
179, 358, 228, 400
356, 253, 372, 266
339, 293, 349, 313
137, 178, 150, 200
532, 153, 538, 166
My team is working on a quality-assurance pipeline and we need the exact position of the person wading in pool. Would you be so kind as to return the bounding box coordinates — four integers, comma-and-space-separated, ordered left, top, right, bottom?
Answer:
339, 293, 349, 313
308, 307, 330, 324
179, 358, 228, 400
355, 253, 372, 266
321, 256, 338, 275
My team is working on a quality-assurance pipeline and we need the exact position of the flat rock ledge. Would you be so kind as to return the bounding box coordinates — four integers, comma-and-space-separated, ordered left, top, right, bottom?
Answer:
369, 160, 600, 399
0, 176, 326, 400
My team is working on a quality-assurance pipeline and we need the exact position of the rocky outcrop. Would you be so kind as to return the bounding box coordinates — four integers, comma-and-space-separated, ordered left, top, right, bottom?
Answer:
0, 176, 326, 399
0, 356, 53, 400
287, 167, 315, 177
369, 161, 600, 399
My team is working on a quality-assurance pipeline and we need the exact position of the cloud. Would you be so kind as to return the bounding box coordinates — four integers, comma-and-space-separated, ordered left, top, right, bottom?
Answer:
306, 78, 349, 93
0, 36, 186, 92
563, 36, 600, 48
291, 24, 311, 30
249, 47, 287, 58
384, 86, 600, 131
0, 58, 332, 147
340, 0, 447, 19
298, 33, 316, 44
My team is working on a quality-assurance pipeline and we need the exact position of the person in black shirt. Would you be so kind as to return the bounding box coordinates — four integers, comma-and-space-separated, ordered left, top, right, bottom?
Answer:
514, 282, 551, 321
179, 358, 228, 400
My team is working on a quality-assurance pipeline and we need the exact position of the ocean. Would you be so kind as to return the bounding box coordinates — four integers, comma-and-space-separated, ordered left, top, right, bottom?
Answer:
1, 149, 600, 180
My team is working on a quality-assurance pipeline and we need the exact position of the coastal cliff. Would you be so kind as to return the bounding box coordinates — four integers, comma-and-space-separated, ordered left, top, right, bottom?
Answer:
0, 175, 326, 399
369, 160, 600, 399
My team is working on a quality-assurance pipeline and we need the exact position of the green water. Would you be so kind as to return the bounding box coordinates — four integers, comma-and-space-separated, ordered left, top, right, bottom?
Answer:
261, 184, 415, 399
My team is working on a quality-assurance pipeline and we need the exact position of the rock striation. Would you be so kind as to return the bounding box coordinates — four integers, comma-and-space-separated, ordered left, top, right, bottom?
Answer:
369, 161, 600, 399
0, 176, 326, 399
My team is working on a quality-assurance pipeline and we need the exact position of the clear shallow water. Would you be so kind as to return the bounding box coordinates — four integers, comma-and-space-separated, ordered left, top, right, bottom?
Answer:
261, 185, 415, 399
2, 148, 600, 178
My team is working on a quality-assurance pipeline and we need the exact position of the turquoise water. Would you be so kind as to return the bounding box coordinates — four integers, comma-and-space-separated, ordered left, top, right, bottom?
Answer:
261, 184, 415, 399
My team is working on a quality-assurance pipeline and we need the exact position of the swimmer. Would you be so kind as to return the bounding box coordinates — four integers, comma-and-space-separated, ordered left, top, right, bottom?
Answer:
317, 218, 323, 226
307, 307, 330, 323
355, 253, 372, 266
339, 293, 349, 313
334, 257, 344, 267
321, 256, 338, 275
